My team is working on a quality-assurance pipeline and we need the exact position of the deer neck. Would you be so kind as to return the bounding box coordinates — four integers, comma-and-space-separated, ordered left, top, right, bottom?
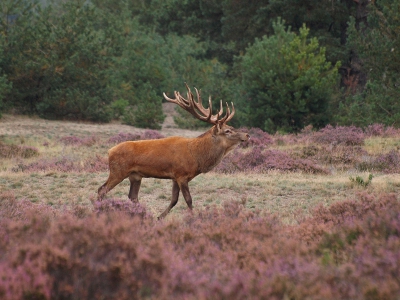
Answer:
190, 128, 226, 173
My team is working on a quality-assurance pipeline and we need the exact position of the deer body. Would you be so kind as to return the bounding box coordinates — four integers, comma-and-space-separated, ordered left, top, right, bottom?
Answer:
98, 84, 249, 218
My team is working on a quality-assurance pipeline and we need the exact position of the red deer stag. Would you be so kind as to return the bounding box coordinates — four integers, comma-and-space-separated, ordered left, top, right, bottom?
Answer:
98, 84, 250, 219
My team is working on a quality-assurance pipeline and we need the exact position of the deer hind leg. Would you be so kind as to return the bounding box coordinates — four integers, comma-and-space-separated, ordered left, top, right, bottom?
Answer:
128, 174, 142, 203
97, 174, 126, 201
158, 180, 180, 219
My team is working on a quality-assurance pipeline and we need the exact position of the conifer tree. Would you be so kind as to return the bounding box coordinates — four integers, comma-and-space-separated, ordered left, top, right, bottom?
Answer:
237, 19, 340, 133
337, 0, 400, 126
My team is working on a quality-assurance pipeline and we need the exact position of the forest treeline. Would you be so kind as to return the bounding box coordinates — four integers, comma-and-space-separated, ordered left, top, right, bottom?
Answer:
0, 0, 398, 132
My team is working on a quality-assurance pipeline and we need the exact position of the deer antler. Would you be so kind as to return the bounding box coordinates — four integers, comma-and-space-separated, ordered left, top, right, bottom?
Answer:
163, 83, 235, 125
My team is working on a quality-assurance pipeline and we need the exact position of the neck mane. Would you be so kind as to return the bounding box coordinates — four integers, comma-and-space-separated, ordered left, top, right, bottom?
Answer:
190, 127, 226, 173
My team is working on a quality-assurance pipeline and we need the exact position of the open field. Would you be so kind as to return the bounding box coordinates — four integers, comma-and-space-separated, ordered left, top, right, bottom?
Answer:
1, 114, 400, 299
1, 115, 400, 222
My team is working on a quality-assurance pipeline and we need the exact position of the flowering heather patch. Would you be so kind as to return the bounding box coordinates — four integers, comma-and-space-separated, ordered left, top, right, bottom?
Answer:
364, 123, 400, 137
357, 150, 400, 173
313, 145, 367, 166
0, 191, 59, 221
59, 135, 98, 147
107, 132, 141, 144
238, 127, 273, 148
312, 124, 365, 146
11, 155, 108, 173
107, 130, 165, 145
0, 193, 400, 299
0, 142, 39, 158
94, 198, 152, 219
215, 147, 327, 174
82, 155, 109, 173
140, 129, 165, 140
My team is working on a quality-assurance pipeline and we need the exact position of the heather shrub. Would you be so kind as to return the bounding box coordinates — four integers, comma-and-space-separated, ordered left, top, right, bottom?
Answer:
312, 125, 365, 146
82, 155, 109, 173
107, 132, 141, 144
1, 193, 400, 299
59, 135, 98, 147
94, 198, 152, 220
316, 145, 367, 166
0, 191, 59, 221
239, 127, 273, 148
215, 147, 327, 174
357, 150, 400, 173
0, 142, 39, 158
364, 123, 400, 137
309, 192, 396, 226
140, 130, 165, 140
107, 130, 165, 145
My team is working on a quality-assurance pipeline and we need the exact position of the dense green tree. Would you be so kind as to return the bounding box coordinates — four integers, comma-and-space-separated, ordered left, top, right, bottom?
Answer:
0, 0, 38, 114
121, 82, 165, 130
236, 20, 340, 133
335, 0, 400, 126
2, 0, 395, 131
0, 37, 11, 116
2, 0, 118, 121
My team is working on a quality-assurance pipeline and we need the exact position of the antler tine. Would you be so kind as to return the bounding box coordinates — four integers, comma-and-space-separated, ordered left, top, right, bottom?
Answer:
164, 84, 215, 124
163, 84, 236, 125
218, 102, 235, 124
216, 99, 223, 119
193, 88, 210, 115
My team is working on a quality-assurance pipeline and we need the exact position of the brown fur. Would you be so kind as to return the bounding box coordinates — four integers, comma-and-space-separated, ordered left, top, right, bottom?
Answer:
98, 124, 249, 219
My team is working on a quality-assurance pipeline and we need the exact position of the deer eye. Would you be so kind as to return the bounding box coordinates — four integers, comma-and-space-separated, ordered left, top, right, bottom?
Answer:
224, 129, 231, 134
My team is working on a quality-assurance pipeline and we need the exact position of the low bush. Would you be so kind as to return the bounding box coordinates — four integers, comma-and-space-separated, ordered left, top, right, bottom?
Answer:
107, 132, 142, 144
312, 125, 365, 146
0, 192, 399, 299
364, 123, 400, 137
107, 130, 165, 145
59, 136, 98, 147
357, 150, 400, 173
215, 147, 327, 174
239, 127, 273, 149
94, 198, 152, 220
140, 130, 165, 140
292, 139, 368, 169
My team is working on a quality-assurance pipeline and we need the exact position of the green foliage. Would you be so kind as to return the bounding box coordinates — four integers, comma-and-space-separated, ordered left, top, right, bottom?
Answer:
3, 0, 116, 121
122, 83, 165, 130
236, 19, 340, 133
0, 0, 398, 131
336, 1, 400, 126
111, 99, 129, 119
0, 37, 11, 117
173, 107, 208, 130
349, 174, 373, 188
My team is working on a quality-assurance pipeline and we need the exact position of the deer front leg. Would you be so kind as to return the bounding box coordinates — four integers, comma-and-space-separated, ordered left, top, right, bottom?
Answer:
158, 180, 180, 219
128, 175, 142, 203
178, 181, 193, 210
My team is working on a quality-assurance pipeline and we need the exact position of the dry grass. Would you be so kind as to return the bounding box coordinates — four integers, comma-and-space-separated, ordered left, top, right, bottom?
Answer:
2, 170, 399, 224
1, 114, 400, 224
